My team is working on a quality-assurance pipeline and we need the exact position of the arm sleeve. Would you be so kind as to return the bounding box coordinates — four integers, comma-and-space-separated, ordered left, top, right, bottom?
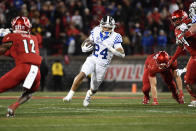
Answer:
144, 56, 149, 69
114, 43, 123, 49
2, 34, 13, 44
171, 60, 178, 70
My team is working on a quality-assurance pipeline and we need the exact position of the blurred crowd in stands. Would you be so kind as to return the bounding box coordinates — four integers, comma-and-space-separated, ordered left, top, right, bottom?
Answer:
0, 0, 193, 56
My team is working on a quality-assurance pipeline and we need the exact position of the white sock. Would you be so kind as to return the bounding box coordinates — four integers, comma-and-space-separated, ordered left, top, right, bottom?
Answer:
67, 90, 75, 98
88, 89, 94, 96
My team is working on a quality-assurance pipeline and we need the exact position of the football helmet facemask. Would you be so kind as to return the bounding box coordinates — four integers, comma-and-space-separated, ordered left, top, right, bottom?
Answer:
100, 16, 115, 37
155, 51, 170, 69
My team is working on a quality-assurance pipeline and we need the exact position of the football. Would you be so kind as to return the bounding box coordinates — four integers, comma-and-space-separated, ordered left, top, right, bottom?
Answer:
84, 39, 93, 47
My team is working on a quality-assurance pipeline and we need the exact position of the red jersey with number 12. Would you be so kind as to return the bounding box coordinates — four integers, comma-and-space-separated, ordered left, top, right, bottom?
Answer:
2, 33, 42, 66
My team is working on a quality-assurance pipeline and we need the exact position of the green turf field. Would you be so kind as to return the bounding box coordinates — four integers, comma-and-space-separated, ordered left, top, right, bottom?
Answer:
0, 92, 196, 131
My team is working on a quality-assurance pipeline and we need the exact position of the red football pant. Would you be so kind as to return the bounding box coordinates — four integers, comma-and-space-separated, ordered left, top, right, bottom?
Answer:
142, 69, 178, 99
184, 57, 196, 98
184, 57, 196, 85
0, 64, 40, 93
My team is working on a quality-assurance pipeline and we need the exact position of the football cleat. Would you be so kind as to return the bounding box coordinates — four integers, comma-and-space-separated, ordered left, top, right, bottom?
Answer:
188, 101, 196, 107
83, 90, 91, 107
142, 96, 150, 104
151, 98, 159, 105
63, 96, 72, 102
63, 90, 75, 102
178, 94, 185, 104
6, 108, 15, 117
151, 101, 159, 105
172, 93, 182, 104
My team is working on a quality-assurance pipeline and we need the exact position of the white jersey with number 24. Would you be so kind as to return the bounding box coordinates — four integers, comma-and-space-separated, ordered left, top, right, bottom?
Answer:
88, 26, 123, 66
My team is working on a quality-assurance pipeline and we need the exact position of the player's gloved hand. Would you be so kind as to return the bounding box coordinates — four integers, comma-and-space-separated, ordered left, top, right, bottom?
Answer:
175, 24, 187, 41
175, 25, 190, 46
177, 23, 188, 32
176, 37, 183, 46
175, 68, 187, 77
81, 43, 94, 52
102, 40, 125, 58
189, 2, 196, 19
0, 28, 11, 37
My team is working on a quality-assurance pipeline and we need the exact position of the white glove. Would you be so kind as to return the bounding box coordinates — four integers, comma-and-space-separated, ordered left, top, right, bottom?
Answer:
189, 2, 196, 19
0, 28, 11, 37
176, 68, 187, 77
102, 41, 125, 58
176, 37, 183, 46
177, 23, 188, 32
81, 43, 94, 52
176, 37, 190, 46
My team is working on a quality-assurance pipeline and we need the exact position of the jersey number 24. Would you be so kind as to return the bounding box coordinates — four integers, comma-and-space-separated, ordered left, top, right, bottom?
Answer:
93, 44, 108, 59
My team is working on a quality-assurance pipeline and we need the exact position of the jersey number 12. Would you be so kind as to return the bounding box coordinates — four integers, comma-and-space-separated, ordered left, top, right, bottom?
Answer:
23, 39, 36, 53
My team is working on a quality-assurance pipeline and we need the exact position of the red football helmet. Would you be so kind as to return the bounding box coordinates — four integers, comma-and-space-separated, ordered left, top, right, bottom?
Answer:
11, 16, 32, 33
171, 10, 188, 27
156, 51, 169, 69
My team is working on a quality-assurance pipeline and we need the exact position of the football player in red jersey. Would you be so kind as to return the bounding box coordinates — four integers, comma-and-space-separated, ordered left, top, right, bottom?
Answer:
170, 9, 196, 100
0, 16, 42, 117
142, 51, 184, 105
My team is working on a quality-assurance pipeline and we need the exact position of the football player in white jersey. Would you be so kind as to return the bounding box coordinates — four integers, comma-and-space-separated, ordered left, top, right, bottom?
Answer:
63, 16, 125, 107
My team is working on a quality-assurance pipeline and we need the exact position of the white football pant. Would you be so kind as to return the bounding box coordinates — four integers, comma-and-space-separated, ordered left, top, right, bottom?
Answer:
81, 56, 108, 90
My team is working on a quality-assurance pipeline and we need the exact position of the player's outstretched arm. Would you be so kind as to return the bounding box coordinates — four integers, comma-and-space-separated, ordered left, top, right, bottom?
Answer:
174, 70, 183, 90
0, 28, 12, 55
115, 47, 125, 57
0, 42, 12, 55
149, 76, 157, 99
169, 46, 184, 65
103, 41, 125, 58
